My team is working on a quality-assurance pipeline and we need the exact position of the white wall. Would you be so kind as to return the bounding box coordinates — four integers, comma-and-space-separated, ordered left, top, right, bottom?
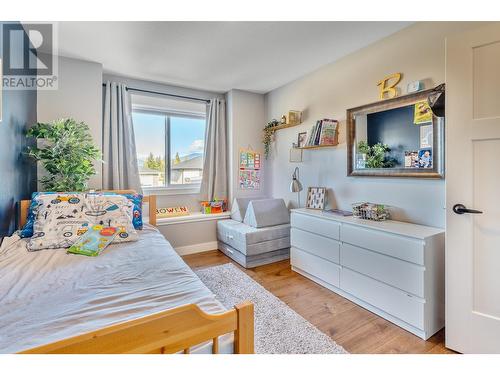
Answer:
265, 22, 479, 228
157, 220, 222, 256
227, 89, 268, 202
37, 55, 103, 189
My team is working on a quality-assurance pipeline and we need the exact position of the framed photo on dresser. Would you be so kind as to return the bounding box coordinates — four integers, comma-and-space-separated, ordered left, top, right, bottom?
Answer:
306, 187, 326, 209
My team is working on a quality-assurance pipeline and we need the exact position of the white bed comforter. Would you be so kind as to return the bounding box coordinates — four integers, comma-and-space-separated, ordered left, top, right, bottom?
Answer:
0, 224, 227, 353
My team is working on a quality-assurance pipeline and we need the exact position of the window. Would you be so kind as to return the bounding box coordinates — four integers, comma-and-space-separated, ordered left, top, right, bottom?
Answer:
132, 100, 206, 189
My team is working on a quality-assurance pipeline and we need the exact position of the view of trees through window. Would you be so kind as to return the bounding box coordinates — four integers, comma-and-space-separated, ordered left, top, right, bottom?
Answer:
132, 111, 206, 187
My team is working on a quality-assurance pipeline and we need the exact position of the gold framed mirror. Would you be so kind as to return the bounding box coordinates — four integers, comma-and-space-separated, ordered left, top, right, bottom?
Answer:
346, 87, 444, 178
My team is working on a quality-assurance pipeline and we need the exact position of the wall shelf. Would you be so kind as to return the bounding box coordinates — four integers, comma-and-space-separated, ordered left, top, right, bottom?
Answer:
299, 143, 339, 150
269, 123, 301, 132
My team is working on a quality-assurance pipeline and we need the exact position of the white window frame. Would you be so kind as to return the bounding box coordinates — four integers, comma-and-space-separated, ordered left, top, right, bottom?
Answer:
132, 106, 206, 195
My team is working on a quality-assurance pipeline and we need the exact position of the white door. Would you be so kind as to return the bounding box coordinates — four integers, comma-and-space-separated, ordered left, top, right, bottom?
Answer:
446, 22, 500, 353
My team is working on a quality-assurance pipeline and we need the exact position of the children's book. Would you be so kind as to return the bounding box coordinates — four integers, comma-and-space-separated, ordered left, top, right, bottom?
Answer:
67, 225, 118, 257
305, 125, 316, 146
314, 120, 323, 145
309, 121, 321, 146
320, 119, 338, 145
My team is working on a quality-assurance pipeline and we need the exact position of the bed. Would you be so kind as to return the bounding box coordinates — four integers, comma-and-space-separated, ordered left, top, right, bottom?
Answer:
0, 191, 253, 354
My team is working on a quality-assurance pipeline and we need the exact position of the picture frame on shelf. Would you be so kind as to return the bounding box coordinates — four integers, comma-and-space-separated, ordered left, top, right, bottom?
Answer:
306, 187, 327, 210
297, 132, 307, 148
288, 110, 302, 125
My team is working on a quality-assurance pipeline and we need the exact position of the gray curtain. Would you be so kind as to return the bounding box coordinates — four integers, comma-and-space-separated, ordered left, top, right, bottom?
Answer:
102, 82, 142, 193
200, 98, 228, 201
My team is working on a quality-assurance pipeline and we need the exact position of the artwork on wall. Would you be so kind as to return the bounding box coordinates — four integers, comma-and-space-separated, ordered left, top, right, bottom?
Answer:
418, 149, 432, 168
420, 124, 433, 148
414, 100, 433, 124
404, 151, 419, 168
239, 148, 261, 170
306, 187, 327, 210
239, 147, 261, 190
239, 170, 260, 190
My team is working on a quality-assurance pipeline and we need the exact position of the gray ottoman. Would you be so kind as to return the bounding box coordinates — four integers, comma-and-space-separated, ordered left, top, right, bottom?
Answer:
217, 198, 290, 268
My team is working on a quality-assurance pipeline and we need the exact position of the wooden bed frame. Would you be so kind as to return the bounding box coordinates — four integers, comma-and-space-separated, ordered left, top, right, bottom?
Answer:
16, 190, 254, 354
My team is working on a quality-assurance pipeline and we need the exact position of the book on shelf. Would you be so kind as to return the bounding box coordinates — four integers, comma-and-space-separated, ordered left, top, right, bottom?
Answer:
314, 121, 323, 145
302, 119, 338, 147
305, 124, 316, 146
319, 119, 338, 145
306, 121, 319, 146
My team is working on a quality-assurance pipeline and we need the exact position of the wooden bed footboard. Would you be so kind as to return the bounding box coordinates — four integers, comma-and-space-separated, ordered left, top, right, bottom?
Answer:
19, 301, 254, 354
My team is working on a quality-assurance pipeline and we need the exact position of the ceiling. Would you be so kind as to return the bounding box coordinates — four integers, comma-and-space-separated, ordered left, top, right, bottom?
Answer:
54, 22, 411, 93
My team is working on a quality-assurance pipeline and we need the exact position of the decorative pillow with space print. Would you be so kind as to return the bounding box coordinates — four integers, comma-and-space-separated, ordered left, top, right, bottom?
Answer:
83, 193, 138, 243
27, 193, 90, 251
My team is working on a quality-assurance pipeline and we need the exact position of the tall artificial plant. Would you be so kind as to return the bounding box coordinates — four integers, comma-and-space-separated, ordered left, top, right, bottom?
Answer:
26, 118, 101, 191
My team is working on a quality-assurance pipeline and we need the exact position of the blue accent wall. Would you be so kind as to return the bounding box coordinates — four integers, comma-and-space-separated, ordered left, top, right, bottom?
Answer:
367, 104, 420, 167
0, 22, 37, 237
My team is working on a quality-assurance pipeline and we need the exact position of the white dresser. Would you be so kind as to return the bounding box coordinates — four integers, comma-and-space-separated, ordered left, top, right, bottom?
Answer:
290, 208, 445, 339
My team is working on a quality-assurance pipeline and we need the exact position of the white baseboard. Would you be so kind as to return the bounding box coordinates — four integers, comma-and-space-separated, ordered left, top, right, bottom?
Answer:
175, 241, 218, 256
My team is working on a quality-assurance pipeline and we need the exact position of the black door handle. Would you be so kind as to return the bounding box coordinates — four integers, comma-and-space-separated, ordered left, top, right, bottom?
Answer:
453, 204, 483, 215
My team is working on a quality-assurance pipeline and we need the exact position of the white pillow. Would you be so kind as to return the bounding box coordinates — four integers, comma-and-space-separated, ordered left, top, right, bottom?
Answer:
83, 193, 138, 243
27, 193, 138, 251
28, 193, 88, 251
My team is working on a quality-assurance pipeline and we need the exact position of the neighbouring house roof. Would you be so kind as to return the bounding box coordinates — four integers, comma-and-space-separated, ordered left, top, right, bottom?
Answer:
172, 155, 203, 170
138, 166, 162, 175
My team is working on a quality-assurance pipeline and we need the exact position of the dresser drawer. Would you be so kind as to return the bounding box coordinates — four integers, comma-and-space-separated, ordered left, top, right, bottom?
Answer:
341, 224, 425, 265
340, 243, 425, 298
291, 228, 340, 264
341, 268, 425, 330
291, 247, 340, 288
291, 213, 340, 240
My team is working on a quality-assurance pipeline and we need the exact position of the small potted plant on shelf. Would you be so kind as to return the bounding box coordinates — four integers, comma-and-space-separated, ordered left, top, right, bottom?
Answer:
263, 119, 280, 159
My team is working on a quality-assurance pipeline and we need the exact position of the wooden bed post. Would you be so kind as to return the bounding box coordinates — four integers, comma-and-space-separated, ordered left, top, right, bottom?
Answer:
148, 194, 157, 226
234, 301, 254, 354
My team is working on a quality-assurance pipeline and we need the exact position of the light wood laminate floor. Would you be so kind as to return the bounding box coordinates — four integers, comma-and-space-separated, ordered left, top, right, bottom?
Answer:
183, 250, 456, 354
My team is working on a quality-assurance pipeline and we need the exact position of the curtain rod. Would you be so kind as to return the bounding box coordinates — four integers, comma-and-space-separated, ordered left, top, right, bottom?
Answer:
102, 83, 211, 103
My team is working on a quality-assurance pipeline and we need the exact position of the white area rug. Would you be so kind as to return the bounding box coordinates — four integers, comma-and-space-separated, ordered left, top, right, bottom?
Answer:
195, 263, 348, 354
